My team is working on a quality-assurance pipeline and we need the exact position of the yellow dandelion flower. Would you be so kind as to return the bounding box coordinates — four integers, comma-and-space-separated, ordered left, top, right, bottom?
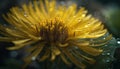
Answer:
0, 0, 111, 69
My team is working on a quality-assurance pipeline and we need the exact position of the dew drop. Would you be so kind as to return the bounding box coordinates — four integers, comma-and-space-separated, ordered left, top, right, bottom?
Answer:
31, 57, 36, 61
106, 59, 110, 63
24, 14, 28, 17
117, 41, 120, 44
103, 38, 106, 39
105, 45, 108, 46
106, 53, 110, 55
24, 12, 28, 17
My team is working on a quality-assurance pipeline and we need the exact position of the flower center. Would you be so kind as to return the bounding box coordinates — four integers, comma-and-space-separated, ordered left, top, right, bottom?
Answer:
39, 19, 68, 45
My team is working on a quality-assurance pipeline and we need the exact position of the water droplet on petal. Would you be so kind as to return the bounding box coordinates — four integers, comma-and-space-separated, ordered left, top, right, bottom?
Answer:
24, 12, 28, 17
105, 45, 108, 46
24, 14, 28, 17
103, 38, 106, 39
31, 57, 36, 61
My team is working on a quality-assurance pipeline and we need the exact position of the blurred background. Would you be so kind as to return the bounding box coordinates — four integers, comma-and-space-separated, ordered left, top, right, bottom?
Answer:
0, 0, 120, 69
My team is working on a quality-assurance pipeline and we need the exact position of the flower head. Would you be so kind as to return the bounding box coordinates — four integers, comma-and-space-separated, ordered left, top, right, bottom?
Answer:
0, 0, 111, 69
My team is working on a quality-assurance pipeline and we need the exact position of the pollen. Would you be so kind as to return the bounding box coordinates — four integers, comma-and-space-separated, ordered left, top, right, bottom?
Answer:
0, 0, 112, 69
